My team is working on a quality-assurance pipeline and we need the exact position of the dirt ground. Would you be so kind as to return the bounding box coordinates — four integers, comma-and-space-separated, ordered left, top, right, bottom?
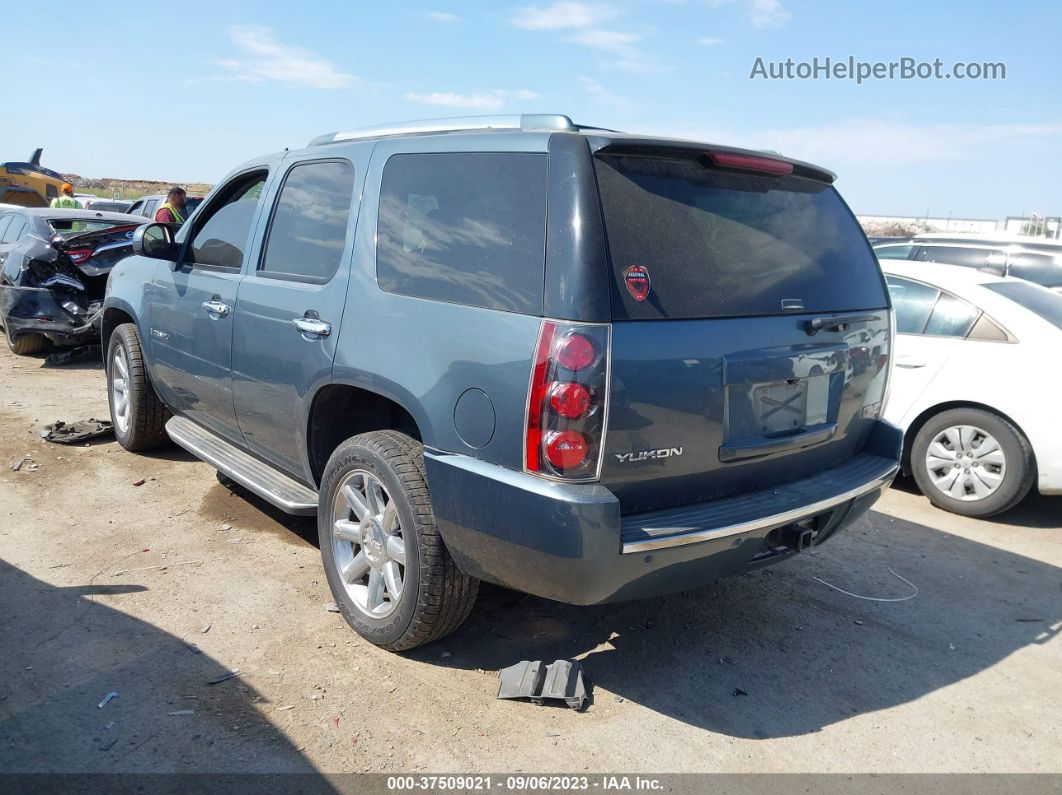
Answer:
1, 344, 1060, 775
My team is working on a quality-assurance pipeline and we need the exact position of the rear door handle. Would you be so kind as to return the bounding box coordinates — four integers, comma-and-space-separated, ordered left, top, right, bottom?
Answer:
292, 317, 331, 338
201, 300, 230, 317
895, 356, 926, 369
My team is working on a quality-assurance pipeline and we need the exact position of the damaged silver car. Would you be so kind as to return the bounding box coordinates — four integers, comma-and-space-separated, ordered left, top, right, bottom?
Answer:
0, 208, 144, 354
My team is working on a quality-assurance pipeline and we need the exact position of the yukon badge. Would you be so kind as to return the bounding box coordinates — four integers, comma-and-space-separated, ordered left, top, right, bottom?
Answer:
615, 447, 683, 463
623, 265, 651, 302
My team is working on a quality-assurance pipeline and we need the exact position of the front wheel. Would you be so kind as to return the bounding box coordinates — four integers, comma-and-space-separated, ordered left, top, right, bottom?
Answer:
107, 324, 171, 451
318, 431, 479, 651
910, 408, 1035, 517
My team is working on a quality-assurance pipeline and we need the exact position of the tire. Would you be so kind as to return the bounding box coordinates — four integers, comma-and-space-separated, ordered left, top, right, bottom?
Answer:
5, 329, 46, 356
910, 408, 1035, 517
106, 323, 171, 452
319, 430, 479, 651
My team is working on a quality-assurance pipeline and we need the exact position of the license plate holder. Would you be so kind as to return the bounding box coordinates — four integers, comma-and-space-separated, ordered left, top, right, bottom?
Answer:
755, 381, 808, 434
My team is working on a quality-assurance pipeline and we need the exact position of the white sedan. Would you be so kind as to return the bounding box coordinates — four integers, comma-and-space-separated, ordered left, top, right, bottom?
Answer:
881, 261, 1062, 516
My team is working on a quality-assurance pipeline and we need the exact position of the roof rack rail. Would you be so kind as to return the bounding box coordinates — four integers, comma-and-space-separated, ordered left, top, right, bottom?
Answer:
309, 114, 577, 146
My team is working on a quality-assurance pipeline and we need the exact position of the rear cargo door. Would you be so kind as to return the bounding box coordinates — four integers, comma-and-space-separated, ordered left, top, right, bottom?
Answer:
593, 151, 891, 514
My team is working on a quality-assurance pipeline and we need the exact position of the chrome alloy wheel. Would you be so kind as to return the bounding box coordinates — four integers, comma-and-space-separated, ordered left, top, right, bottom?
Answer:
110, 344, 131, 434
330, 470, 406, 618
924, 424, 1006, 501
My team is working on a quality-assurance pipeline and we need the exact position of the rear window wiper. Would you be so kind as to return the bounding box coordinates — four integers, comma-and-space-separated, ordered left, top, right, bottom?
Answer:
805, 313, 880, 335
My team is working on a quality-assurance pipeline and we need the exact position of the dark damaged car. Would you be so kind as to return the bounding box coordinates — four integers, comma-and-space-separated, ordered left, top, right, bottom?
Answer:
0, 208, 144, 355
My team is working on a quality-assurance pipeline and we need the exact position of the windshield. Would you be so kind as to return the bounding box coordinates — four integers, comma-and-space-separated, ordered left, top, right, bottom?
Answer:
983, 281, 1062, 331
594, 154, 888, 319
48, 219, 137, 239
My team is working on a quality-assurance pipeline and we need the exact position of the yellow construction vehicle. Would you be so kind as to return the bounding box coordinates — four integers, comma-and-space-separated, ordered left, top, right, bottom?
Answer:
0, 149, 66, 207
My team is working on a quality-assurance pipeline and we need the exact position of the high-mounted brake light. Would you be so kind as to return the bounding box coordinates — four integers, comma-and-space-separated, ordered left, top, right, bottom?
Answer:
709, 151, 794, 176
525, 320, 611, 482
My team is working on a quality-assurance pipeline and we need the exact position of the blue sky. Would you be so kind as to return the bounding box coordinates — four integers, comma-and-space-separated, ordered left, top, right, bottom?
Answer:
4, 0, 1059, 218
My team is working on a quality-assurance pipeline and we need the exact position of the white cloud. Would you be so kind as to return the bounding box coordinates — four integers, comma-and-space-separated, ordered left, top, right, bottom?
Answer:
219, 26, 354, 89
697, 35, 724, 45
704, 0, 790, 29
567, 29, 640, 52
427, 11, 461, 22
580, 76, 632, 109
510, 1, 618, 30
747, 0, 790, 28
511, 3, 663, 73
404, 89, 540, 111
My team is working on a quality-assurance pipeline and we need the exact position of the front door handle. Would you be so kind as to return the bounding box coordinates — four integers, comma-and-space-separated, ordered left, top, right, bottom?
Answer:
292, 316, 331, 338
202, 300, 230, 317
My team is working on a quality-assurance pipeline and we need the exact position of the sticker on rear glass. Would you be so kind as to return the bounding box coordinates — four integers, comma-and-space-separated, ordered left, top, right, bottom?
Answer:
624, 265, 651, 302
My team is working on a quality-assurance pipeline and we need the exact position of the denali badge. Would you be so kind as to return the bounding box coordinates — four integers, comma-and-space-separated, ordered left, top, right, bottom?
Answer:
615, 447, 683, 463
623, 265, 651, 302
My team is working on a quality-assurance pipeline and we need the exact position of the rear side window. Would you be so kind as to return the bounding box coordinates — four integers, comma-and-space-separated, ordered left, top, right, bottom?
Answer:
874, 244, 915, 260
260, 160, 356, 283
1007, 252, 1062, 289
923, 292, 978, 337
984, 281, 1062, 331
915, 246, 991, 268
4, 219, 28, 243
594, 155, 887, 319
377, 152, 547, 314
887, 276, 938, 333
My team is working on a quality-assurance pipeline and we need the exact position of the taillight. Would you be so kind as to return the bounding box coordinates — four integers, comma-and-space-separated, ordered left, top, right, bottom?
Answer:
525, 320, 611, 481
66, 248, 93, 264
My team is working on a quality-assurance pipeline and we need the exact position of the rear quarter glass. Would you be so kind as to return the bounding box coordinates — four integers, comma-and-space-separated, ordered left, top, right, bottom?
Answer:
594, 154, 888, 319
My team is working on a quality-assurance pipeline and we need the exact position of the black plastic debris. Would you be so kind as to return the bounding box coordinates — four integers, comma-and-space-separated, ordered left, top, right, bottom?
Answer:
40, 418, 113, 445
43, 345, 102, 367
497, 659, 589, 711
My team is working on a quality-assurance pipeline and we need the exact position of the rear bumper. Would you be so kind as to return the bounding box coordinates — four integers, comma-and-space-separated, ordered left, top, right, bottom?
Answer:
1, 287, 100, 346
426, 420, 902, 605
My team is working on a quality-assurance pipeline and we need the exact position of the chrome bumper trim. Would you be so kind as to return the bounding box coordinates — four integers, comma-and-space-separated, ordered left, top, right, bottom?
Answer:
621, 464, 899, 554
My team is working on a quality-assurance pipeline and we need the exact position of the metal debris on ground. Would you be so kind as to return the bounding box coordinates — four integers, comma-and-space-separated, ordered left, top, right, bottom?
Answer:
497, 659, 589, 711
207, 669, 241, 686
97, 692, 119, 709
43, 345, 102, 367
40, 418, 113, 445
325, 602, 340, 613
10, 457, 27, 471
813, 567, 919, 603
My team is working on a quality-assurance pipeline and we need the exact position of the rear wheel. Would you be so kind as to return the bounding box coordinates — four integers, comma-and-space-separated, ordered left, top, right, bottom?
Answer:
910, 408, 1034, 517
5, 328, 46, 356
318, 430, 478, 651
107, 324, 171, 451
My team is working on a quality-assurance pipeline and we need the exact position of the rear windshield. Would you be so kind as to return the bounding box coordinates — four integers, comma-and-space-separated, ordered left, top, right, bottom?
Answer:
48, 219, 135, 239
594, 155, 888, 319
983, 281, 1062, 331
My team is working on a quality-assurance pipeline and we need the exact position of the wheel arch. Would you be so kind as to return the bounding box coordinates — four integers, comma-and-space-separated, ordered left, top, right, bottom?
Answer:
305, 382, 426, 486
100, 302, 138, 350
901, 400, 1035, 475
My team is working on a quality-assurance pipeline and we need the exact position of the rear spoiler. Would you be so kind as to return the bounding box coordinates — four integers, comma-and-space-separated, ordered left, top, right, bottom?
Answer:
587, 138, 836, 184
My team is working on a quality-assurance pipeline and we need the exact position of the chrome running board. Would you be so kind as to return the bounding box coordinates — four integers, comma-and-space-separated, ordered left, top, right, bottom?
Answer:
165, 416, 318, 515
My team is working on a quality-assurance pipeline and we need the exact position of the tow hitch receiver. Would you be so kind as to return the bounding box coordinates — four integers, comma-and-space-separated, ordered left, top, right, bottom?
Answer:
783, 521, 819, 553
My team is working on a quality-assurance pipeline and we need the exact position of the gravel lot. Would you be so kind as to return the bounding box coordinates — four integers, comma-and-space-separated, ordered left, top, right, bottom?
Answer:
1, 345, 1060, 774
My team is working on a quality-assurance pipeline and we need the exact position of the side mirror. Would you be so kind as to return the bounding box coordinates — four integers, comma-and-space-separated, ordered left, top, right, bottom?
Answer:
132, 223, 178, 261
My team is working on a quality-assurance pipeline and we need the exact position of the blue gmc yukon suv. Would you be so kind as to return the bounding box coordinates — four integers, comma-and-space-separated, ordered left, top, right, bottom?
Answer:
102, 114, 900, 650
